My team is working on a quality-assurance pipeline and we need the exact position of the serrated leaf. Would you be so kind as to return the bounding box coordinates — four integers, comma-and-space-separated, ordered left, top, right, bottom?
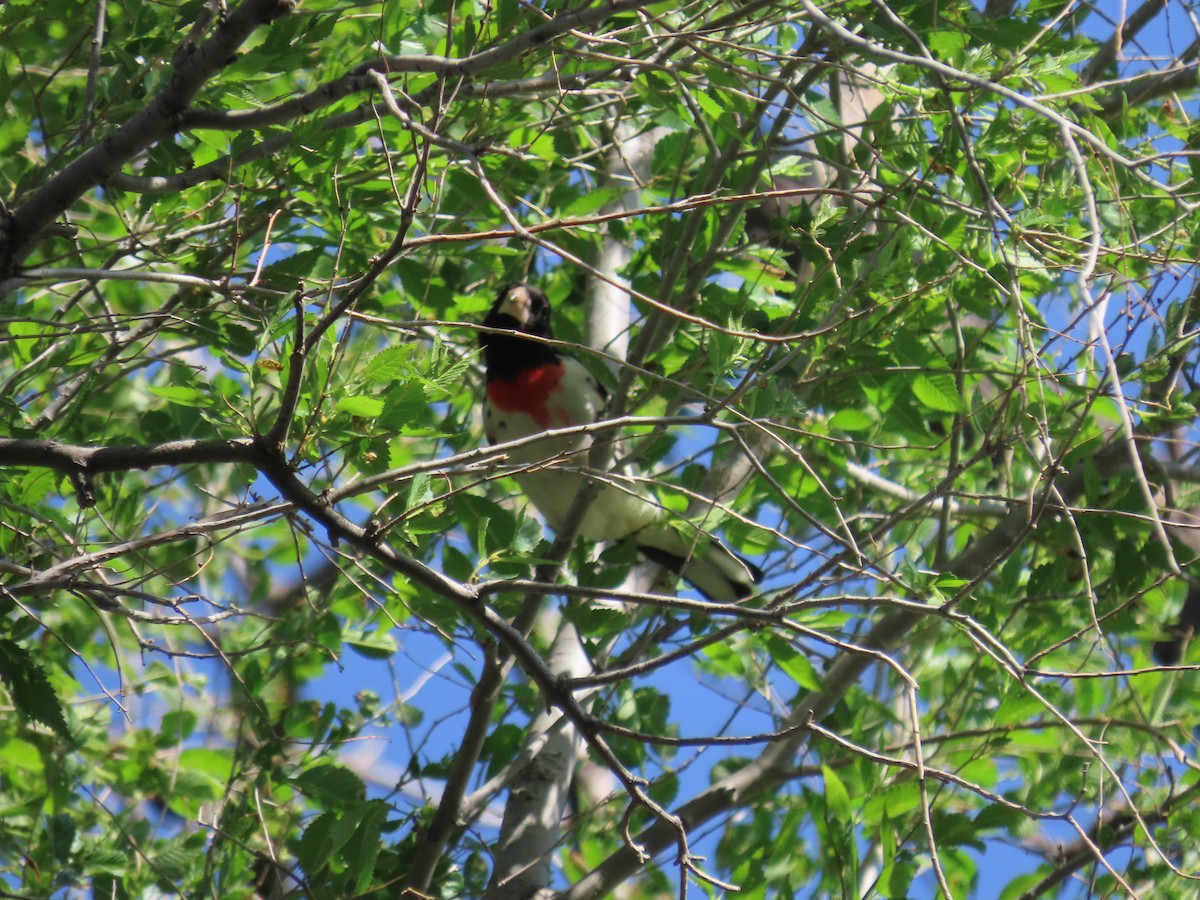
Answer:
362, 346, 416, 383
651, 131, 692, 177
296, 810, 339, 873
528, 132, 556, 162
693, 89, 726, 123
379, 382, 427, 429
422, 338, 473, 391
912, 373, 967, 413
292, 764, 367, 809
348, 800, 389, 893
152, 845, 193, 881
48, 812, 75, 863
0, 639, 71, 741
18, 469, 56, 506
258, 247, 325, 281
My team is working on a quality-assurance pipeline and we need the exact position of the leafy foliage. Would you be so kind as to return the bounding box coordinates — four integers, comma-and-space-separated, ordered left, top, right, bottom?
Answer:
2, 0, 1200, 896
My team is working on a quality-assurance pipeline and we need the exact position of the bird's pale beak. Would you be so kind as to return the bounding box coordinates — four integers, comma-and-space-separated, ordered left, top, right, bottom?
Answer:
498, 285, 532, 326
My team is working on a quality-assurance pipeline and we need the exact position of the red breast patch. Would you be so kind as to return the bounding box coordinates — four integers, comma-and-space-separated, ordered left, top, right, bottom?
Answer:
487, 363, 565, 428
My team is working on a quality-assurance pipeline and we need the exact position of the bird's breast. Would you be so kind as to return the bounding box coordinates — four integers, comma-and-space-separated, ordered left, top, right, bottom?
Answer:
485, 363, 567, 429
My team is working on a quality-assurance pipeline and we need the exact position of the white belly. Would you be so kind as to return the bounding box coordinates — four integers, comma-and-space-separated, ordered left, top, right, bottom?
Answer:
515, 465, 660, 541
484, 358, 660, 541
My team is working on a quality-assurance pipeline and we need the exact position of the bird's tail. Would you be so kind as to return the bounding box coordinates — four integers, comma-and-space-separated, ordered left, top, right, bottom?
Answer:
636, 524, 762, 603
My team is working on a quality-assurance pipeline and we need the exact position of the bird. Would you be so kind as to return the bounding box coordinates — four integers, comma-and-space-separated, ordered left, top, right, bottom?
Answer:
478, 281, 762, 602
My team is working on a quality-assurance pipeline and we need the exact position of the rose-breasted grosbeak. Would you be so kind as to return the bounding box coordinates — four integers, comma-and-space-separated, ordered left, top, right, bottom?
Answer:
479, 282, 762, 602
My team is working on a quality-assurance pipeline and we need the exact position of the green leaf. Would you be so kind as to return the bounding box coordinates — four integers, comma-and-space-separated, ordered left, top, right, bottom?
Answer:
999, 872, 1048, 900
912, 373, 968, 413
927, 30, 970, 60
379, 382, 429, 430
344, 629, 399, 660
148, 385, 209, 407
0, 639, 71, 741
828, 408, 875, 431
47, 812, 75, 863
362, 346, 417, 383
822, 764, 852, 820
762, 633, 820, 691
336, 395, 385, 418
292, 765, 368, 809
165, 749, 232, 817
562, 187, 626, 218
651, 131, 692, 177
347, 800, 389, 893
178, 747, 235, 783
152, 845, 193, 881
296, 810, 340, 873
4, 1, 1199, 894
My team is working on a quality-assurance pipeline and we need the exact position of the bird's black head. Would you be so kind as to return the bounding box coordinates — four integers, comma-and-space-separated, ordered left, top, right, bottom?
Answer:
483, 283, 553, 336
480, 282, 560, 379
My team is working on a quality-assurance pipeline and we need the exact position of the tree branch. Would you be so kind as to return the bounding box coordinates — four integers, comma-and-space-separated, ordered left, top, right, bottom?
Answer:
108, 73, 608, 194
560, 443, 1131, 900
1081, 0, 1174, 84
0, 0, 297, 277
0, 436, 258, 508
